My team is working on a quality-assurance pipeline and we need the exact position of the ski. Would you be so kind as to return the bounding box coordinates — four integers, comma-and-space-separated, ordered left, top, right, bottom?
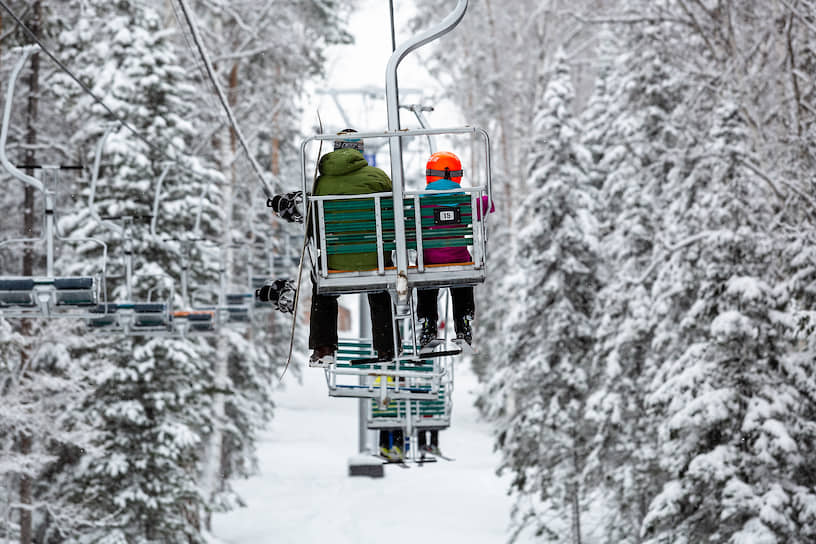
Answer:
280, 110, 323, 380
453, 338, 476, 355
348, 348, 462, 365
430, 452, 455, 461
418, 446, 454, 461
378, 456, 410, 468
416, 454, 438, 464
418, 338, 444, 354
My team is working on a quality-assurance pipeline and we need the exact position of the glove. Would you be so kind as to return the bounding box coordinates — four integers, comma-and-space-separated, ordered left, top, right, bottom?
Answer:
267, 191, 303, 223
255, 279, 295, 314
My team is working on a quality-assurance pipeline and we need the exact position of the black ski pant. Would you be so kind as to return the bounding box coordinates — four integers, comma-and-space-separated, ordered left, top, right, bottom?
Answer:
309, 284, 395, 355
417, 430, 439, 448
415, 286, 475, 334
379, 429, 404, 450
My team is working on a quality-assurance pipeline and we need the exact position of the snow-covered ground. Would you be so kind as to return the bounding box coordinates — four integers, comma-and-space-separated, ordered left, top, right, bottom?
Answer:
210, 356, 526, 544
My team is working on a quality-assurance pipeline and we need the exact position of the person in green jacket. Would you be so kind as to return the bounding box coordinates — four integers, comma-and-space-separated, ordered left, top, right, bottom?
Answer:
308, 129, 396, 364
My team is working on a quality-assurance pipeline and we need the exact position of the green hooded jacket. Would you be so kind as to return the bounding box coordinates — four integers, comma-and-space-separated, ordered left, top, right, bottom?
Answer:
314, 148, 392, 271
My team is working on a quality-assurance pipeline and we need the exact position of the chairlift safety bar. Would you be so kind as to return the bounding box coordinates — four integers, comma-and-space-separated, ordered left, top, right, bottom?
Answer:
299, 126, 492, 210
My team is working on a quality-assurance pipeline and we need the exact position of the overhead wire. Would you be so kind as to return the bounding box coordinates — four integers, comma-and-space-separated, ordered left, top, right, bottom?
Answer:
174, 0, 279, 198
0, 0, 205, 180
168, 0, 223, 124
389, 0, 397, 52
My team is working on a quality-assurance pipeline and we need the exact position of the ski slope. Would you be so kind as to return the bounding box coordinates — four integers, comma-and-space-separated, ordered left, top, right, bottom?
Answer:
210, 356, 527, 543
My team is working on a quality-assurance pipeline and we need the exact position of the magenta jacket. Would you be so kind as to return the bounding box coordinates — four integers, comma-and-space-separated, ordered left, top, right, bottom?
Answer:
420, 179, 494, 265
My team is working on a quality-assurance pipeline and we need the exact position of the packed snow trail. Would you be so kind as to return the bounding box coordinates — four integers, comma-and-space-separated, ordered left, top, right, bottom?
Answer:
211, 356, 526, 543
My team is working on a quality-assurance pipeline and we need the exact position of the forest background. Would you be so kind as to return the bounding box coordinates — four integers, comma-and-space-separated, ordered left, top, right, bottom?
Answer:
1, 1, 816, 543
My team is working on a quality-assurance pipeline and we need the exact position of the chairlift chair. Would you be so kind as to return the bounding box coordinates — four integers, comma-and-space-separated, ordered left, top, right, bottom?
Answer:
0, 48, 108, 319
323, 339, 449, 407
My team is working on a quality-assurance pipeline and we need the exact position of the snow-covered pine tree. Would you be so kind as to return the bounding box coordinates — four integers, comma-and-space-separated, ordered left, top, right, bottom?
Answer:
483, 49, 601, 541
642, 94, 816, 541
166, 0, 355, 523
577, 15, 694, 540
49, 1, 225, 540
0, 2, 108, 541
410, 0, 623, 405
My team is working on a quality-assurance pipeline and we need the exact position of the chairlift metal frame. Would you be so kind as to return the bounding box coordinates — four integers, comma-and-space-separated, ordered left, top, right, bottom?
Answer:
300, 125, 492, 298
0, 46, 109, 319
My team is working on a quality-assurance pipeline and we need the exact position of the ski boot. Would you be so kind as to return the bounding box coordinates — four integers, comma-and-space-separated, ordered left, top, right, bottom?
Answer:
425, 444, 443, 457
418, 317, 440, 352
388, 444, 405, 462
454, 314, 473, 348
309, 345, 336, 367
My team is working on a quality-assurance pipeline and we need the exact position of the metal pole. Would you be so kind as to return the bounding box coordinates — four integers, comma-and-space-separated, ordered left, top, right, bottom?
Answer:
123, 217, 133, 301
404, 104, 436, 153
44, 174, 54, 276
89, 125, 124, 236
389, 0, 397, 52
358, 294, 372, 453
181, 244, 189, 308
149, 165, 173, 237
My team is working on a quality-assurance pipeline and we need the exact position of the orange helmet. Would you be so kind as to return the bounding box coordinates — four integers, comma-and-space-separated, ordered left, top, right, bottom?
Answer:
425, 151, 463, 184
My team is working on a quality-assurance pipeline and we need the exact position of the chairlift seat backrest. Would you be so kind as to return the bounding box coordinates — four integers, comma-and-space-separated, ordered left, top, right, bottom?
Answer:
367, 385, 450, 430
226, 293, 250, 306
132, 303, 168, 328
53, 277, 94, 290
0, 278, 36, 307
312, 190, 487, 295
172, 310, 215, 332
226, 307, 250, 323
0, 278, 36, 291
54, 277, 97, 306
0, 276, 97, 308
325, 340, 445, 402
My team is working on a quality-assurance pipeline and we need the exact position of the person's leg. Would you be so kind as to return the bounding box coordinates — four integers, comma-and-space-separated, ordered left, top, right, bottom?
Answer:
416, 288, 439, 346
309, 283, 338, 354
415, 288, 439, 323
430, 430, 439, 448
393, 429, 404, 454
368, 291, 396, 357
450, 286, 475, 342
418, 430, 427, 449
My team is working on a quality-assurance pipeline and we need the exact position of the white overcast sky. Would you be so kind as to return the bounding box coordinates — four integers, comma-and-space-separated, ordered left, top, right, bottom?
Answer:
316, 0, 463, 133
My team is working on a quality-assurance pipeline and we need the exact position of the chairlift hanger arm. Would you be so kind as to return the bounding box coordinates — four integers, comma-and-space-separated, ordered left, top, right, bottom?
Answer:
400, 104, 436, 152
89, 125, 125, 237
0, 45, 44, 193
0, 2, 201, 180
174, 0, 279, 199
385, 0, 468, 294
385, 0, 467, 132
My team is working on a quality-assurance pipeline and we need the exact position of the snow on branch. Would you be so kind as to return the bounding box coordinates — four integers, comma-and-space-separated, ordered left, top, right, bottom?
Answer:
532, 9, 689, 28
211, 44, 278, 64
622, 231, 719, 285
777, 0, 816, 35
739, 157, 816, 210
